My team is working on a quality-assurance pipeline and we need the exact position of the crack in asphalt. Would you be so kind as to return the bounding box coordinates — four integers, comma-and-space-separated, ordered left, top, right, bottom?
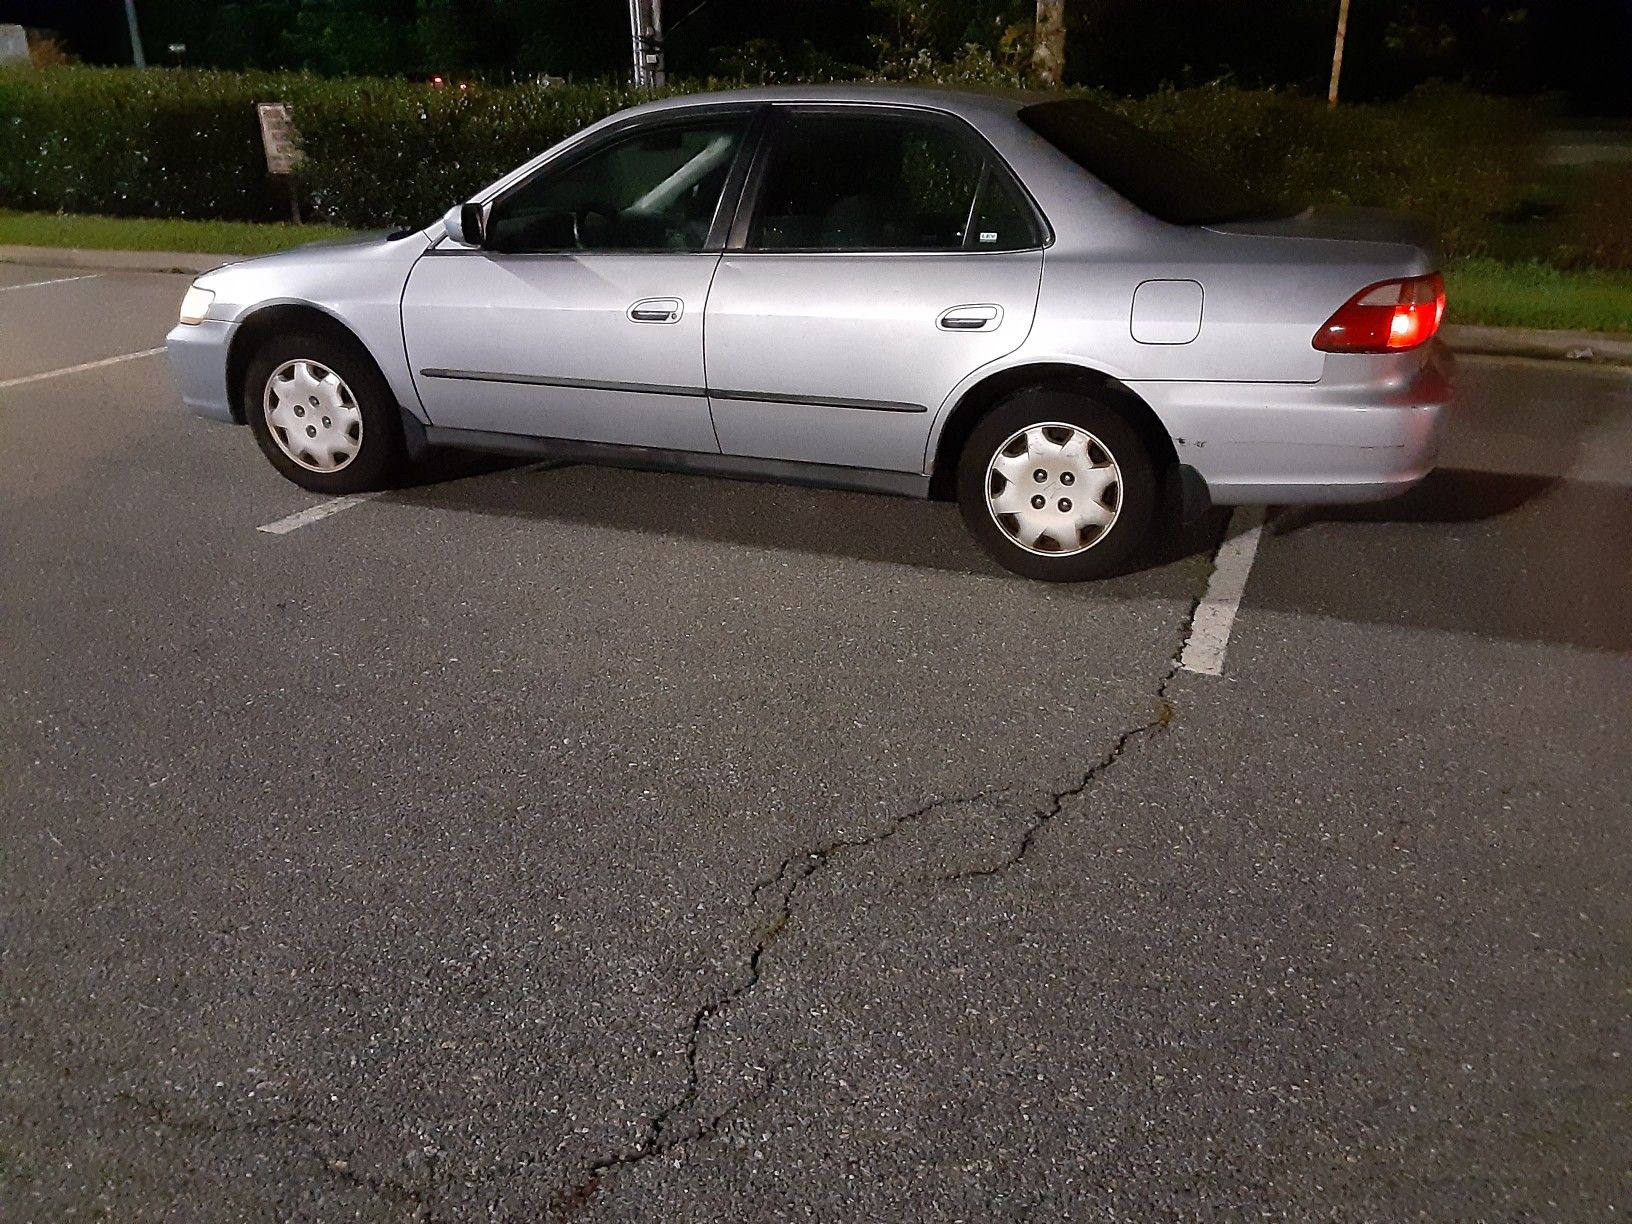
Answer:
108, 577, 1212, 1221
113, 1089, 321, 1137
112, 1089, 440, 1219
930, 578, 1206, 884
744, 788, 1009, 915
547, 793, 1007, 1215
932, 694, 1181, 886
554, 581, 1209, 1211
549, 1066, 780, 1220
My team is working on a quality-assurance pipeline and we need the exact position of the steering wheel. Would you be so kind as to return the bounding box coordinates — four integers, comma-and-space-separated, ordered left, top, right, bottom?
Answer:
571, 202, 620, 248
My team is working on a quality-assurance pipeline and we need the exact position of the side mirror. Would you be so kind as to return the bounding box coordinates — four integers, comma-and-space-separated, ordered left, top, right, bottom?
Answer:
442, 201, 486, 247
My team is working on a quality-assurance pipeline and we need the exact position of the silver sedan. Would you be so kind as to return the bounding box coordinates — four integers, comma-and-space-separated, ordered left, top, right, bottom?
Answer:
168, 85, 1452, 580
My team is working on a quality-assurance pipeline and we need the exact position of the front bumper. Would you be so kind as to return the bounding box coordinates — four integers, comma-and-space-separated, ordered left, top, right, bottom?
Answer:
1133, 342, 1454, 506
166, 319, 236, 423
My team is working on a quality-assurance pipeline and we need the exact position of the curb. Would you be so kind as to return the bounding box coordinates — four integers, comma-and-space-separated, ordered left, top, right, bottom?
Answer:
3, 244, 1629, 368
0, 245, 237, 276
1443, 323, 1632, 367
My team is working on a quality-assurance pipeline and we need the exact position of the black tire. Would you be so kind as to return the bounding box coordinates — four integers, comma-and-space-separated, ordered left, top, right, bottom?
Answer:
243, 331, 407, 494
955, 385, 1158, 582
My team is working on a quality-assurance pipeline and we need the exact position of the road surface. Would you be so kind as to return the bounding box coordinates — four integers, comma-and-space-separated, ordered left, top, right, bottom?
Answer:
2, 263, 1628, 1221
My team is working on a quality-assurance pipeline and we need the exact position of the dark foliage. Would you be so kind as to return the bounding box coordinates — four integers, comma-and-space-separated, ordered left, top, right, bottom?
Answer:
0, 65, 1539, 259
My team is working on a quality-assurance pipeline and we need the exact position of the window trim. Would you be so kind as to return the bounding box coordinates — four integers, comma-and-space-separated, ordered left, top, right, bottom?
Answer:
473, 104, 769, 257
726, 102, 1053, 257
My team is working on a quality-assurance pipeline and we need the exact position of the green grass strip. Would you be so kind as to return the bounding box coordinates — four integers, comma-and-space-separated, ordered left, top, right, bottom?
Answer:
1446, 258, 1632, 335
0, 209, 359, 256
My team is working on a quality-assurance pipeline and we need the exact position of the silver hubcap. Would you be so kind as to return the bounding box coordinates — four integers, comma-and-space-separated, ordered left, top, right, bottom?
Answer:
985, 422, 1121, 556
264, 360, 363, 473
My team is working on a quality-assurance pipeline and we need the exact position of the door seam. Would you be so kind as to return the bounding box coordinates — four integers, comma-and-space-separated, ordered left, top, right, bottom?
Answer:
700, 252, 726, 451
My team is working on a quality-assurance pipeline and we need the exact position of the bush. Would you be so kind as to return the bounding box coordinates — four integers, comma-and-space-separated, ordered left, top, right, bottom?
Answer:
0, 65, 1540, 257
25, 33, 76, 68
1112, 81, 1540, 258
2, 68, 288, 221
0, 66, 656, 226
296, 78, 655, 228
1554, 165, 1632, 272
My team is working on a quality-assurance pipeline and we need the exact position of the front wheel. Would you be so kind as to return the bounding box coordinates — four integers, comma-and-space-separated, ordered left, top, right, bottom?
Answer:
956, 386, 1157, 582
243, 332, 407, 494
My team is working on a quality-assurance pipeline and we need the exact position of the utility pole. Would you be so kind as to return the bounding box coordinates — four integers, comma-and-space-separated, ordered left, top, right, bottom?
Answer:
1328, 0, 1350, 107
626, 0, 646, 88
650, 0, 665, 88
1032, 0, 1065, 87
123, 0, 146, 68
627, 0, 665, 89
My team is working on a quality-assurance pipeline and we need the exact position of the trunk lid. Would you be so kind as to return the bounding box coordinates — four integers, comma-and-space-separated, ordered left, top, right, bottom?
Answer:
1207, 205, 1439, 263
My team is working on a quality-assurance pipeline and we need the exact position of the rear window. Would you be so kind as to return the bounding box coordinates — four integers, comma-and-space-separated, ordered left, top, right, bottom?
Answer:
1019, 100, 1284, 226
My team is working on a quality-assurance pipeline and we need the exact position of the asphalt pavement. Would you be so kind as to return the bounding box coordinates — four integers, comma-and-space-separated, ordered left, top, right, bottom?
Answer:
2, 264, 1628, 1222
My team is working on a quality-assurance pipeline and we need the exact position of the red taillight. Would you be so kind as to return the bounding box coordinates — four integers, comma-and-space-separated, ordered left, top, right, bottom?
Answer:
1313, 273, 1446, 353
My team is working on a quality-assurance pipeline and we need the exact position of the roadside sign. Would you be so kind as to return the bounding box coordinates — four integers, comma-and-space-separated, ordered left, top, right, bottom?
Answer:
0, 25, 28, 64
256, 102, 303, 176
256, 103, 305, 224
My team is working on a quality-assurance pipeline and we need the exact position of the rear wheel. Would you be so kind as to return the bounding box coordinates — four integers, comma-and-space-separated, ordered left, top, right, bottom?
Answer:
244, 331, 406, 494
956, 386, 1157, 581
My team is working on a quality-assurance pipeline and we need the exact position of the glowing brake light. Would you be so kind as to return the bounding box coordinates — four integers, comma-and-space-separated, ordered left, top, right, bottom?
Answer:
1313, 273, 1446, 353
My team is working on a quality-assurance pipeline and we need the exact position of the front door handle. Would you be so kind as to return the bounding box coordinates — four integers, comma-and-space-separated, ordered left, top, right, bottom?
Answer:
937, 304, 1003, 332
629, 298, 683, 324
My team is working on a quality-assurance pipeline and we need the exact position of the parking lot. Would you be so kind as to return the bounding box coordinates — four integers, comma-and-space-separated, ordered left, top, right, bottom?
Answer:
2, 262, 1629, 1221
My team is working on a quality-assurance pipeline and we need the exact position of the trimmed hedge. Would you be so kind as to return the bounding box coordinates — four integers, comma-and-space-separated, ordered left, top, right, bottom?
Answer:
1110, 81, 1539, 259
296, 78, 658, 228
0, 66, 1539, 255
0, 67, 659, 226
0, 67, 306, 221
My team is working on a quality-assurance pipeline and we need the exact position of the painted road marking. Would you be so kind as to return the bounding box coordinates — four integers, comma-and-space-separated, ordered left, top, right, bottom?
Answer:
257, 493, 382, 535
256, 461, 558, 536
1180, 505, 1267, 677
0, 347, 166, 391
0, 274, 101, 294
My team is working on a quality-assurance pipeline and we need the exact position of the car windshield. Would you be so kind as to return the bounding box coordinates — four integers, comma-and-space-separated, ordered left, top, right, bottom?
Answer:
1019, 99, 1285, 226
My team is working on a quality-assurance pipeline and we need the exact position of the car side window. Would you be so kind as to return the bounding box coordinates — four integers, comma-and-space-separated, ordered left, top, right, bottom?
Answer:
486, 117, 748, 254
968, 165, 1038, 250
748, 112, 1038, 253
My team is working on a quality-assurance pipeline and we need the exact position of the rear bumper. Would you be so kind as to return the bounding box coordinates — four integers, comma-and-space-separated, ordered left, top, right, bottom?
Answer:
166, 319, 236, 423
1133, 343, 1454, 506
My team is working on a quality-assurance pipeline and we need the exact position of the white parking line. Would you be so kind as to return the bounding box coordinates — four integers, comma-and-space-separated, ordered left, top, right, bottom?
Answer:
257, 493, 382, 535
256, 460, 556, 536
1179, 505, 1267, 677
0, 273, 101, 294
0, 347, 166, 391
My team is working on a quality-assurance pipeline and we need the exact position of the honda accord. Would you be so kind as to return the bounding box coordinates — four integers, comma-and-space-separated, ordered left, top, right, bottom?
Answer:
168, 86, 1452, 580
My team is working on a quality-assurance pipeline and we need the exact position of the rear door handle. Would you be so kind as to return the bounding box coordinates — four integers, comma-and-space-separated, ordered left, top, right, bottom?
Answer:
629, 298, 683, 324
937, 304, 1002, 332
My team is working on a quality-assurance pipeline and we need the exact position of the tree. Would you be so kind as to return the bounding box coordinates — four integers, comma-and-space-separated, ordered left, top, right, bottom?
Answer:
1032, 0, 1063, 85
1328, 0, 1350, 105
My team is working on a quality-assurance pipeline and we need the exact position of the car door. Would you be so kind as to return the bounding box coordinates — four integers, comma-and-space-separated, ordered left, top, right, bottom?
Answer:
703, 105, 1046, 474
401, 110, 756, 452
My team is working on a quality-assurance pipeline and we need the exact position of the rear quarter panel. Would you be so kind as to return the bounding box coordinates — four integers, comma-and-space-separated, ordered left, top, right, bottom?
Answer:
1029, 227, 1436, 385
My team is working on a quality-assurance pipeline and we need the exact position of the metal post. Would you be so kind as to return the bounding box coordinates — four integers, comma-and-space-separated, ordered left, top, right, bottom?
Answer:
123, 0, 146, 68
627, 0, 665, 89
627, 0, 649, 88
649, 0, 665, 89
1328, 0, 1351, 107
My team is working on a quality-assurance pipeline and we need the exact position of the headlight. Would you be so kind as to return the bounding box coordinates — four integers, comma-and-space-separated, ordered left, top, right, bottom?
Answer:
178, 285, 215, 325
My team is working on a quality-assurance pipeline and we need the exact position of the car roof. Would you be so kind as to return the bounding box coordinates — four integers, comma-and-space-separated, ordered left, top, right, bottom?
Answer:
619, 83, 1041, 121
